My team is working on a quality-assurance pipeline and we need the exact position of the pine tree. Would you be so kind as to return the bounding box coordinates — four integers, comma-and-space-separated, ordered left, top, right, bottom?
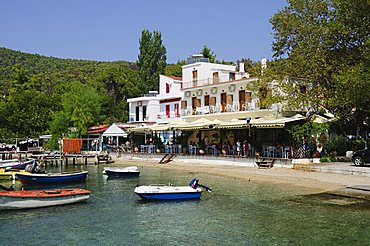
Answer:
137, 30, 167, 92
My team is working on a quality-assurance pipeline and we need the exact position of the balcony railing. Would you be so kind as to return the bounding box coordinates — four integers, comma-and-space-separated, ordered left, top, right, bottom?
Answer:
181, 102, 257, 116
157, 112, 181, 119
182, 75, 235, 89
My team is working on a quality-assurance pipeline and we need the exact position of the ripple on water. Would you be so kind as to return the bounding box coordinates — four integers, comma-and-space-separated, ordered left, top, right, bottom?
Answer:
1, 165, 370, 245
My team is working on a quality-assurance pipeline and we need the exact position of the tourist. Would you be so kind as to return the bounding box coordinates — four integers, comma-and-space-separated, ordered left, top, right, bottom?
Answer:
236, 140, 241, 156
243, 139, 249, 157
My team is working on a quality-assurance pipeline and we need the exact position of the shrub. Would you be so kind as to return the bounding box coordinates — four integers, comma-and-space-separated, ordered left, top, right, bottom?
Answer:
349, 139, 366, 151
320, 156, 336, 162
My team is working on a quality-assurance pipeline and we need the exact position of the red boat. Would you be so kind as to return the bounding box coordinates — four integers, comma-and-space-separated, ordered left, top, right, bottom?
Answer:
0, 188, 91, 210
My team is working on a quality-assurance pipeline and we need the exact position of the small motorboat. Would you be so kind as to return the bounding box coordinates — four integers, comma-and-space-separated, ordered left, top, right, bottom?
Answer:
134, 178, 211, 200
0, 159, 36, 170
0, 188, 91, 210
16, 171, 88, 185
103, 166, 140, 177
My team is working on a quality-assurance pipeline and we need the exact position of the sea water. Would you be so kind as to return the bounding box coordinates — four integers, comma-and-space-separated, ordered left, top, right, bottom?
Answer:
1, 164, 370, 245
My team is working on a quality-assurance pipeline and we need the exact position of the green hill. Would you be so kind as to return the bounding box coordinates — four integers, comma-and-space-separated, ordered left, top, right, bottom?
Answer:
0, 47, 140, 143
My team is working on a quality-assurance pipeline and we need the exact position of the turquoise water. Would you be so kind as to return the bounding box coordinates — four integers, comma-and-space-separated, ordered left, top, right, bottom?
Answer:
1, 164, 370, 245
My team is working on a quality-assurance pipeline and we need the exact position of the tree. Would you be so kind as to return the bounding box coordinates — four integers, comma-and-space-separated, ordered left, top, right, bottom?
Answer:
164, 60, 186, 77
200, 45, 216, 63
266, 0, 370, 135
0, 66, 57, 139
93, 66, 140, 122
137, 29, 167, 92
49, 82, 102, 140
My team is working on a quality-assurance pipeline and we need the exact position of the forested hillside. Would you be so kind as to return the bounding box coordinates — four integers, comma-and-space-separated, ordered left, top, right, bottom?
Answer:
0, 47, 140, 147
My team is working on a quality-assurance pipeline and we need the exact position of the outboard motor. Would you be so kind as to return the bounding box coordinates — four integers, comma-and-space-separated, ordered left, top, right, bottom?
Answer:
25, 164, 34, 172
189, 178, 199, 189
189, 178, 212, 192
25, 160, 45, 174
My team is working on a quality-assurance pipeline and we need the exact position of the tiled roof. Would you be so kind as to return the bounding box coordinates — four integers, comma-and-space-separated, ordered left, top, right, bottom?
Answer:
163, 75, 182, 80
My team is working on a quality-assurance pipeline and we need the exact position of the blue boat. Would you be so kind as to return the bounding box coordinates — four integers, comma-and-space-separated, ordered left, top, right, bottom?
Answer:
16, 171, 88, 185
134, 179, 211, 200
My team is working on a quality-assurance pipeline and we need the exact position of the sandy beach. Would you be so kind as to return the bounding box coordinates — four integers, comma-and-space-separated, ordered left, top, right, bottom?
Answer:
112, 156, 370, 195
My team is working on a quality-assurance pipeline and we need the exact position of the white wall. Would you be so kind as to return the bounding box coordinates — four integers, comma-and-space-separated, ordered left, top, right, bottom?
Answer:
159, 75, 183, 98
182, 78, 258, 112
128, 97, 160, 123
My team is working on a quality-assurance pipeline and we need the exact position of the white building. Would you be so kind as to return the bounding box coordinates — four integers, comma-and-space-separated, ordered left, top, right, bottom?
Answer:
127, 91, 160, 123
180, 56, 263, 121
127, 75, 183, 124
128, 55, 272, 125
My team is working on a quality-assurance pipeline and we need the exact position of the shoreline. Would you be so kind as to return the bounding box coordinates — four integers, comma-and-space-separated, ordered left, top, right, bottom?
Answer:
112, 156, 370, 195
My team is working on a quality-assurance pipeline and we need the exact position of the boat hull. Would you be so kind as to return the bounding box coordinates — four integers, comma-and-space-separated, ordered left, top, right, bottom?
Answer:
0, 188, 90, 210
134, 185, 202, 200
135, 192, 201, 200
0, 170, 29, 180
103, 166, 140, 178
16, 171, 88, 185
104, 169, 140, 177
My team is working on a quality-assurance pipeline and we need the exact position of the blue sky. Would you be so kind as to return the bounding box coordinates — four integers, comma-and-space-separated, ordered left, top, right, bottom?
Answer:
0, 0, 287, 63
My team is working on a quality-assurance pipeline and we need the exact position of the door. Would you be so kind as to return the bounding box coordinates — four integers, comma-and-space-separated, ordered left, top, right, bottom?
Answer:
174, 103, 179, 117
221, 93, 226, 112
192, 70, 198, 87
166, 105, 170, 118
227, 94, 233, 111
192, 97, 197, 113
142, 105, 147, 121
239, 90, 245, 111
135, 106, 140, 121
209, 96, 216, 106
204, 95, 210, 106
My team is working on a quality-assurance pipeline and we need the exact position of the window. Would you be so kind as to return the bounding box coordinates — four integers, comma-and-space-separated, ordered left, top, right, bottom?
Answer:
229, 72, 235, 81
166, 83, 170, 93
213, 72, 219, 83
181, 100, 187, 109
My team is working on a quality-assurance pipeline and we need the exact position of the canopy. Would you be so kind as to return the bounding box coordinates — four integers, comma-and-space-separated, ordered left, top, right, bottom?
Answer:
102, 123, 128, 137
215, 114, 306, 129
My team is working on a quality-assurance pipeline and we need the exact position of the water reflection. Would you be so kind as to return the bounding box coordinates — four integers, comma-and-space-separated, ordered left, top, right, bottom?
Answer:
1, 164, 370, 245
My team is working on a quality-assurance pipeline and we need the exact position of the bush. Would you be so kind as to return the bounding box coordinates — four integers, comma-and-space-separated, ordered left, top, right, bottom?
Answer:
320, 156, 336, 162
349, 139, 366, 151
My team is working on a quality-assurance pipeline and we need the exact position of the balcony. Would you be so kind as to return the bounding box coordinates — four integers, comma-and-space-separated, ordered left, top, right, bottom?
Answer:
182, 75, 236, 89
181, 102, 257, 116
157, 112, 181, 119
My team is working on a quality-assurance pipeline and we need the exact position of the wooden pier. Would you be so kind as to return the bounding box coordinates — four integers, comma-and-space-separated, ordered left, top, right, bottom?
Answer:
1, 151, 113, 166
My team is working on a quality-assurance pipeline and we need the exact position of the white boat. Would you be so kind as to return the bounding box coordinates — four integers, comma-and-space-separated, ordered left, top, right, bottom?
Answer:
103, 166, 140, 177
134, 178, 211, 200
0, 159, 35, 170
0, 188, 91, 210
